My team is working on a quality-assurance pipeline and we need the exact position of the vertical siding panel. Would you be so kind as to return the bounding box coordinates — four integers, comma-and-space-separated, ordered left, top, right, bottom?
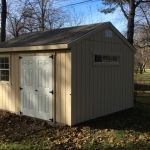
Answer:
89, 37, 94, 119
56, 52, 61, 123
3, 85, 6, 110
11, 54, 16, 112
5, 85, 9, 111
85, 40, 90, 121
98, 31, 103, 116
71, 47, 77, 125
8, 85, 11, 111
65, 52, 71, 125
93, 35, 98, 117
60, 52, 66, 124
81, 41, 86, 122
101, 45, 105, 116
123, 45, 127, 110
76, 43, 82, 123
121, 45, 124, 110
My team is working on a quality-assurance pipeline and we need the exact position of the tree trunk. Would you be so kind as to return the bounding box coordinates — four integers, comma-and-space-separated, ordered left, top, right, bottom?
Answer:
139, 65, 143, 74
127, 0, 135, 45
1, 0, 7, 42
41, 0, 44, 31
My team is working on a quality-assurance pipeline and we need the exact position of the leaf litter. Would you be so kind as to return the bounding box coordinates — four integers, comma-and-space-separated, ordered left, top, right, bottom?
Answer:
0, 102, 150, 149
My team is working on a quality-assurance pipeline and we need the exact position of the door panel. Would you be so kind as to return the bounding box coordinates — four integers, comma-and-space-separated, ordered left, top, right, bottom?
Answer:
20, 56, 52, 120
20, 57, 36, 117
35, 56, 52, 120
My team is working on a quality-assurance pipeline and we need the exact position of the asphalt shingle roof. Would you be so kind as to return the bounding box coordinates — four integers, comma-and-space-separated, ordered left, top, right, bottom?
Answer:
0, 22, 108, 48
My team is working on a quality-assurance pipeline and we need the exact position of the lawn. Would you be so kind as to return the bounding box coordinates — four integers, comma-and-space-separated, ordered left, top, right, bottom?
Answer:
0, 71, 150, 149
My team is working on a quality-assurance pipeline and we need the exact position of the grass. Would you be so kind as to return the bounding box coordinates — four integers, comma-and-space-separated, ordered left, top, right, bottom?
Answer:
134, 69, 150, 84
0, 70, 150, 149
0, 102, 150, 149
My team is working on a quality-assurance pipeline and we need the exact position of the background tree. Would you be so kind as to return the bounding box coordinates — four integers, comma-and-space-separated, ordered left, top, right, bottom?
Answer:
1, 0, 7, 42
24, 0, 70, 31
100, 0, 150, 45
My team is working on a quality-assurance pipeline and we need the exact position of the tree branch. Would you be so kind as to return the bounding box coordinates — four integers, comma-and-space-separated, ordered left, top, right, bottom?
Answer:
119, 0, 128, 19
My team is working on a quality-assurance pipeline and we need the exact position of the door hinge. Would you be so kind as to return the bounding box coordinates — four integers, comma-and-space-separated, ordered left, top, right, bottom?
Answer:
49, 90, 53, 94
49, 118, 53, 122
20, 111, 23, 115
19, 56, 23, 59
49, 55, 53, 59
20, 87, 23, 90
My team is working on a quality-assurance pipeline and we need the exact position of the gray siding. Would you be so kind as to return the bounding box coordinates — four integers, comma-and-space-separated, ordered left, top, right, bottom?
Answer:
71, 27, 134, 125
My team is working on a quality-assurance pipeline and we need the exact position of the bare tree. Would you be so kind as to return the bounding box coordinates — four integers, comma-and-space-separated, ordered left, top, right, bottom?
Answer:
134, 26, 150, 74
24, 0, 69, 31
66, 8, 85, 27
1, 0, 7, 42
100, 0, 150, 45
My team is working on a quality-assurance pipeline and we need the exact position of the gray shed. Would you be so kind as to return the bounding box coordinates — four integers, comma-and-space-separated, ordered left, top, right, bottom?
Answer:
0, 22, 136, 126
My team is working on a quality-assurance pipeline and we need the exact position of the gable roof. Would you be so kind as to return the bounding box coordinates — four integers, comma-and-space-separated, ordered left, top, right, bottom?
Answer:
0, 22, 107, 48
0, 22, 136, 52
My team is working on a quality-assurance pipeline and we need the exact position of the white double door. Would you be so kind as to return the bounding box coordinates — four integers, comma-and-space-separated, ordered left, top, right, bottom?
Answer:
20, 56, 52, 120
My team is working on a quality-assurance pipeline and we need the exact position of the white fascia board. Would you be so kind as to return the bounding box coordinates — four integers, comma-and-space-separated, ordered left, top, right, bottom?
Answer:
0, 44, 68, 52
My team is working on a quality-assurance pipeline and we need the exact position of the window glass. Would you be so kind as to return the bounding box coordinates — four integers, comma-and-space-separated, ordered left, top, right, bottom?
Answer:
94, 55, 120, 63
0, 57, 9, 81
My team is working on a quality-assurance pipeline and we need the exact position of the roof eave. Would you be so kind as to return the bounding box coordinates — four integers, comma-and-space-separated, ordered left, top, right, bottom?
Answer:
0, 44, 69, 52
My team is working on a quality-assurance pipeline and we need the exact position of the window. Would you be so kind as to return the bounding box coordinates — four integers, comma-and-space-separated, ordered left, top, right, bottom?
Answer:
0, 57, 9, 81
94, 55, 120, 63
105, 30, 112, 38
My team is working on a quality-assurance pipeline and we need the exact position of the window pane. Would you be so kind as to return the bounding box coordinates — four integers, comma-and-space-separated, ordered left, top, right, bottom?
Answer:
5, 70, 9, 75
0, 64, 4, 69
1, 70, 9, 76
5, 76, 9, 81
5, 57, 9, 63
1, 76, 5, 81
1, 70, 6, 75
5, 64, 9, 69
0, 75, 9, 81
95, 55, 102, 62
0, 58, 4, 63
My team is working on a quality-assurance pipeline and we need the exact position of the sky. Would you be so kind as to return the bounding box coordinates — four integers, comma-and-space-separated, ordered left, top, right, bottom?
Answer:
54, 0, 127, 33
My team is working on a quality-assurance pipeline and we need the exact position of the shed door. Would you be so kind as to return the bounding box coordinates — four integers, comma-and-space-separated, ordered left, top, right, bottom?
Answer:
35, 56, 52, 120
20, 56, 36, 117
20, 56, 53, 120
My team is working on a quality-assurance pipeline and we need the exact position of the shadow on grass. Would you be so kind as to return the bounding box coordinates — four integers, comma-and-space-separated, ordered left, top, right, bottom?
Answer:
78, 102, 150, 133
134, 83, 150, 91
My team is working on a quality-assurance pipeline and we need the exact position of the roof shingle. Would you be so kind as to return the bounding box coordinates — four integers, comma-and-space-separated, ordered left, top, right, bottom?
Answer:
0, 22, 108, 48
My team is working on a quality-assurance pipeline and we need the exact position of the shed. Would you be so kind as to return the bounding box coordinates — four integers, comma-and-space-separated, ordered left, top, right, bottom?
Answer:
0, 22, 136, 126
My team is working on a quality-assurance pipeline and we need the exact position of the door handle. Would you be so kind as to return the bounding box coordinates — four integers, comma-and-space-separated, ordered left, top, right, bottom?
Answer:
35, 90, 38, 92
49, 90, 53, 94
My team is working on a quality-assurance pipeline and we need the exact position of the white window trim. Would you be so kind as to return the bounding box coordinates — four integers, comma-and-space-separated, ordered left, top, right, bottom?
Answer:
92, 51, 121, 66
0, 55, 10, 84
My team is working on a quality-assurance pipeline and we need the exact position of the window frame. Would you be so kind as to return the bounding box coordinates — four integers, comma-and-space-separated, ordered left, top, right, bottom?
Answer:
105, 30, 112, 38
0, 55, 10, 84
92, 52, 121, 66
